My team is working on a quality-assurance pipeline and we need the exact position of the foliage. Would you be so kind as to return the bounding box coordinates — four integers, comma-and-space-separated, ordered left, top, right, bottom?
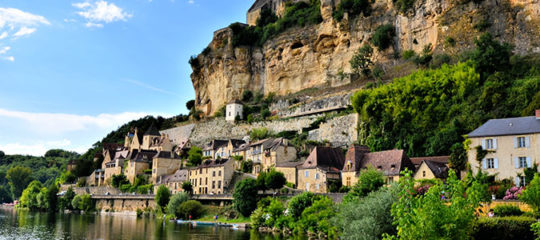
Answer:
256, 8, 278, 27
524, 164, 539, 186
333, 0, 371, 21
111, 174, 128, 188
7, 166, 33, 199
265, 169, 286, 191
412, 44, 433, 66
241, 160, 253, 173
72, 194, 94, 212
167, 192, 189, 217
185, 100, 195, 111
57, 171, 77, 185
19, 180, 42, 210
242, 90, 253, 102
350, 44, 374, 76
155, 185, 171, 212
298, 196, 338, 238
449, 142, 468, 172
493, 204, 523, 217
520, 174, 540, 213
0, 185, 12, 203
386, 171, 485, 239
59, 187, 75, 210
181, 181, 193, 194
334, 187, 397, 240
344, 167, 385, 202
503, 186, 524, 200
287, 192, 318, 220
472, 216, 537, 240
187, 147, 203, 166
471, 33, 512, 77
532, 221, 540, 240
371, 24, 395, 51
256, 171, 267, 191
393, 0, 416, 13
233, 178, 259, 217
177, 200, 204, 219
249, 128, 270, 141
402, 50, 415, 60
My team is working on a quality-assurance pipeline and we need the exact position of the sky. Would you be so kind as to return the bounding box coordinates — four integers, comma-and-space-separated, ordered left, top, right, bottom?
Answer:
0, 0, 253, 156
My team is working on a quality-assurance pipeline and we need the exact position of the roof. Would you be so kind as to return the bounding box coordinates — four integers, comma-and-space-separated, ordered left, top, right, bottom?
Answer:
249, 138, 288, 151
144, 123, 161, 136
154, 151, 180, 159
276, 161, 304, 168
203, 140, 229, 151
128, 150, 157, 162
160, 124, 195, 145
229, 139, 246, 149
358, 149, 415, 176
248, 0, 270, 12
342, 145, 370, 172
410, 156, 449, 167
299, 146, 345, 173
468, 116, 540, 137
227, 99, 243, 105
191, 158, 231, 169
160, 169, 188, 184
423, 160, 449, 179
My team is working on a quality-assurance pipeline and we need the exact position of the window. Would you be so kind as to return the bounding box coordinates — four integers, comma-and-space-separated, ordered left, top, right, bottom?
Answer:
487, 158, 495, 169
422, 171, 426, 177
229, 112, 231, 117
212, 181, 215, 189
387, 177, 394, 184
218, 180, 221, 189
315, 173, 319, 180
517, 137, 526, 148
316, 184, 319, 190
212, 171, 215, 177
218, 170, 221, 176
519, 157, 527, 168
486, 139, 494, 149
346, 177, 351, 186
305, 171, 309, 177
305, 182, 309, 191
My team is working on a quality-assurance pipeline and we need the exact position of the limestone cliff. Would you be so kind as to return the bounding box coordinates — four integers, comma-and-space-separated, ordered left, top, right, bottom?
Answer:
191, 0, 540, 116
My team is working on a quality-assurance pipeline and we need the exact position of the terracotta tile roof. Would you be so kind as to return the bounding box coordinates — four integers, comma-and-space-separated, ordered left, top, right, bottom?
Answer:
299, 146, 345, 173
410, 156, 449, 167
342, 145, 370, 172
359, 149, 415, 176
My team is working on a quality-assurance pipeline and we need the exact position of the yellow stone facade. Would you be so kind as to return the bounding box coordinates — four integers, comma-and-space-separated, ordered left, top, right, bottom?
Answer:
188, 159, 234, 195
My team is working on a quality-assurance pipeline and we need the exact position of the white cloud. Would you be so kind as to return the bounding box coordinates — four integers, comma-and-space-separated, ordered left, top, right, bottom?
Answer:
73, 1, 132, 28
0, 140, 88, 156
4, 56, 14, 62
0, 46, 9, 54
13, 26, 36, 37
188, 0, 194, 4
0, 31, 7, 39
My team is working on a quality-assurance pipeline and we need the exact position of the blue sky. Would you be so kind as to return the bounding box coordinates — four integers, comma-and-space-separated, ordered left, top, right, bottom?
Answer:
0, 0, 252, 156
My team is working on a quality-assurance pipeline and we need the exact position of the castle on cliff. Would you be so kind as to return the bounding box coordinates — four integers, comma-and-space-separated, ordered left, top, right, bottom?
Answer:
247, 0, 309, 26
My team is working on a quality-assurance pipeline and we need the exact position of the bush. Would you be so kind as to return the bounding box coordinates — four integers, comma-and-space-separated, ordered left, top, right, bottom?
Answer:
111, 174, 129, 188
187, 147, 203, 166
471, 33, 512, 77
72, 194, 93, 212
493, 205, 524, 217
167, 192, 190, 217
333, 0, 372, 21
241, 160, 253, 173
287, 192, 318, 220
371, 24, 395, 51
472, 216, 537, 240
350, 44, 373, 76
76, 178, 86, 187
265, 169, 286, 191
233, 178, 259, 217
249, 128, 270, 141
521, 174, 540, 213
393, 0, 416, 13
177, 200, 204, 219
298, 197, 338, 238
402, 50, 416, 60
344, 167, 385, 202
532, 221, 540, 240
155, 185, 171, 212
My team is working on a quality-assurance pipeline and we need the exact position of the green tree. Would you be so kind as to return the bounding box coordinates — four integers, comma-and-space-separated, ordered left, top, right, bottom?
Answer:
19, 180, 43, 210
287, 192, 317, 220
155, 185, 171, 212
520, 174, 540, 213
471, 32, 512, 77
0, 150, 5, 159
344, 167, 385, 202
241, 160, 253, 173
249, 128, 270, 141
111, 174, 129, 188
371, 24, 395, 51
350, 44, 373, 76
181, 181, 193, 194
59, 187, 75, 210
449, 142, 468, 173
177, 200, 204, 219
167, 192, 189, 216
0, 185, 12, 203
187, 147, 203, 166
7, 166, 33, 199
186, 100, 195, 111
46, 184, 59, 212
256, 171, 268, 191
298, 196, 338, 238
265, 169, 286, 191
233, 178, 259, 217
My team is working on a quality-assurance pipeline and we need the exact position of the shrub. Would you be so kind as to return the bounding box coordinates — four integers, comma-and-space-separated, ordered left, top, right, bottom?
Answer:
155, 185, 171, 212
72, 194, 93, 212
177, 200, 204, 219
520, 174, 540, 213
371, 24, 395, 51
111, 174, 129, 188
350, 44, 373, 76
233, 178, 259, 217
393, 0, 416, 13
181, 181, 193, 194
250, 207, 266, 229
532, 221, 540, 240
167, 192, 190, 217
493, 205, 523, 217
333, 0, 372, 21
402, 49, 416, 60
298, 197, 338, 238
287, 192, 318, 220
503, 186, 524, 200
445, 36, 456, 47
265, 169, 286, 191
76, 178, 86, 187
471, 32, 512, 77
187, 147, 203, 166
249, 128, 270, 141
472, 216, 537, 240
136, 184, 153, 194
344, 167, 385, 202
241, 160, 253, 173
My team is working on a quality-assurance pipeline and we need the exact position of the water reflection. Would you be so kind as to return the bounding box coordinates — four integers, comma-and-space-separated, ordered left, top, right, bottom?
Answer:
0, 207, 295, 240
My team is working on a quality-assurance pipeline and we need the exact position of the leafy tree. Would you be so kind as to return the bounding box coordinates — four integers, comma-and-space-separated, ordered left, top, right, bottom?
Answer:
520, 174, 540, 213
344, 167, 385, 202
233, 178, 259, 217
256, 171, 268, 191
386, 170, 486, 239
185, 100, 195, 111
59, 187, 75, 210
249, 128, 270, 141
7, 166, 33, 199
333, 0, 371, 21
187, 147, 203, 166
287, 192, 317, 220
265, 169, 286, 191
0, 150, 5, 159
155, 185, 171, 212
241, 160, 253, 173
371, 24, 395, 51
177, 200, 204, 219
167, 192, 189, 216
47, 184, 59, 212
57, 171, 77, 185
256, 7, 278, 27
242, 90, 253, 102
111, 174, 129, 188
449, 142, 468, 173
298, 196, 338, 238
71, 194, 93, 211
350, 44, 374, 76
334, 187, 397, 240
181, 181, 193, 194
471, 33, 512, 77
19, 180, 43, 210
0, 185, 12, 203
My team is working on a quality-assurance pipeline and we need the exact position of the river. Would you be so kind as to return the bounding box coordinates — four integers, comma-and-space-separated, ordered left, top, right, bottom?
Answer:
0, 207, 285, 240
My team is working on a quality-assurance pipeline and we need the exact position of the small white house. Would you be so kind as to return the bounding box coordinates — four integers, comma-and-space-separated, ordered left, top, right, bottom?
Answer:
226, 100, 243, 121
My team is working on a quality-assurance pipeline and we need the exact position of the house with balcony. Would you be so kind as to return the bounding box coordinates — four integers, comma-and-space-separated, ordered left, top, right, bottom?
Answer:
297, 146, 345, 193
246, 138, 297, 175
467, 110, 540, 186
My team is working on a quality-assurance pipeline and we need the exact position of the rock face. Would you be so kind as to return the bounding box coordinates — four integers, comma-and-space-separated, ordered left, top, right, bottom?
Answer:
191, 0, 540, 116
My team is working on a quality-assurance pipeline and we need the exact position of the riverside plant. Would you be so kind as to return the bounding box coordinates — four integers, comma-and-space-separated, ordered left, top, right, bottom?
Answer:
502, 186, 524, 200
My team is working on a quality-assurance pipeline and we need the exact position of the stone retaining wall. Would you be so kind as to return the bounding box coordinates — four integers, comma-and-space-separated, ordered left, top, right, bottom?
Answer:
308, 114, 358, 147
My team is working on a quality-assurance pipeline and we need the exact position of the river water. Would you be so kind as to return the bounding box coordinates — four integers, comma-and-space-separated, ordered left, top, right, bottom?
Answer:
0, 207, 283, 240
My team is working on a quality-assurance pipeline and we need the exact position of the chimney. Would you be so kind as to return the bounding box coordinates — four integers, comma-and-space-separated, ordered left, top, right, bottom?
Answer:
536, 109, 540, 119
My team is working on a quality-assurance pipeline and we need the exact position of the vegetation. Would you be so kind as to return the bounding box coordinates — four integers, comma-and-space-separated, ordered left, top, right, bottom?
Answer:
6, 166, 34, 199
532, 221, 540, 240
233, 178, 258, 217
393, 0, 416, 13
493, 204, 523, 217
155, 185, 171, 212
472, 216, 537, 240
350, 44, 374, 76
520, 174, 540, 213
176, 200, 204, 219
241, 160, 253, 173
333, 0, 372, 21
344, 167, 385, 202
264, 169, 287, 192
167, 192, 189, 217
187, 147, 203, 166
111, 174, 129, 188
71, 194, 94, 212
371, 24, 395, 51
59, 187, 75, 210
249, 128, 271, 141
181, 181, 193, 194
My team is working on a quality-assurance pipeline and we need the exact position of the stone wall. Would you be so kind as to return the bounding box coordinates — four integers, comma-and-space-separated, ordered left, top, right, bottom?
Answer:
60, 185, 121, 195
95, 198, 156, 212
275, 93, 353, 118
308, 114, 358, 147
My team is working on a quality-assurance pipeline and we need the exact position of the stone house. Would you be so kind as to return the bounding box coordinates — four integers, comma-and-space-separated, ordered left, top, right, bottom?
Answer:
246, 138, 297, 175
275, 161, 303, 187
156, 169, 189, 194
124, 150, 157, 183
413, 159, 450, 181
87, 169, 105, 187
151, 151, 183, 184
202, 139, 228, 159
297, 146, 345, 193
188, 158, 235, 195
467, 110, 540, 186
103, 149, 130, 185
226, 100, 243, 121
341, 145, 415, 187
246, 0, 309, 26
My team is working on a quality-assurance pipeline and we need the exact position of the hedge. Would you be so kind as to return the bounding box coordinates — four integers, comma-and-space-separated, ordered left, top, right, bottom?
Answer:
472, 216, 537, 240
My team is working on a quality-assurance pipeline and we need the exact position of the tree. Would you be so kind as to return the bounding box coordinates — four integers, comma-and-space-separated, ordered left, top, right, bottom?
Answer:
187, 147, 203, 166
471, 33, 512, 77
181, 181, 193, 194
155, 185, 171, 212
242, 90, 253, 102
520, 174, 540, 213
47, 184, 59, 212
185, 100, 195, 111
7, 166, 33, 199
233, 178, 259, 217
19, 180, 43, 210
298, 196, 338, 238
0, 150, 4, 159
111, 174, 129, 188
350, 44, 373, 76
344, 167, 385, 202
449, 142, 468, 174
249, 128, 270, 141
59, 187, 75, 210
177, 200, 204, 219
167, 192, 189, 216
241, 160, 253, 173
265, 169, 286, 191
287, 192, 317, 220
371, 24, 395, 51
256, 171, 268, 191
